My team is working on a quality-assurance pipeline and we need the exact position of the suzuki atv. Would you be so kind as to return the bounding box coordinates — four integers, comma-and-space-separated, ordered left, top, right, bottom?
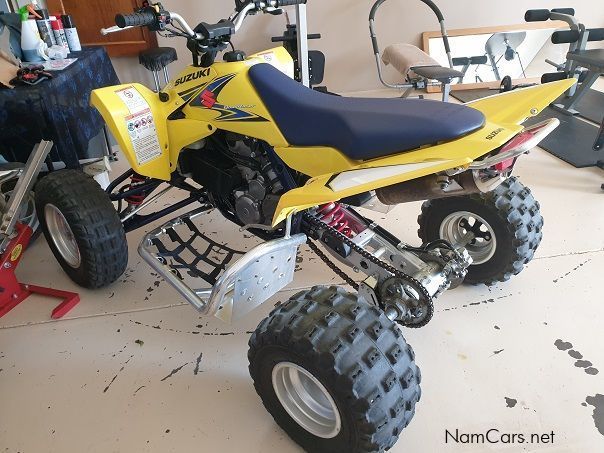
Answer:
34, 1, 575, 452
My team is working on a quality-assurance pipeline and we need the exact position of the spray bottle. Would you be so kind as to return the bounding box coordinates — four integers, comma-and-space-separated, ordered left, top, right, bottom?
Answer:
61, 15, 81, 52
35, 9, 57, 48
50, 16, 69, 50
18, 5, 46, 62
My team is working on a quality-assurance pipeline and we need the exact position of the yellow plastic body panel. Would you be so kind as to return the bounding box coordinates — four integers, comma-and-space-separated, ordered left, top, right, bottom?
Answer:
467, 79, 576, 124
91, 47, 294, 180
91, 84, 173, 180
90, 47, 574, 226
272, 79, 577, 224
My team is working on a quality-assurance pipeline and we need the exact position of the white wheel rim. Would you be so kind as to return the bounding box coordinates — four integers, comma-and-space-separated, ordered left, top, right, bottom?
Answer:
272, 362, 342, 439
45, 204, 81, 268
439, 211, 497, 265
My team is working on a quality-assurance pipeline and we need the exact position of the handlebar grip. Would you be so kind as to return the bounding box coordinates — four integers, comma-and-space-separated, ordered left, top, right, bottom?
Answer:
525, 9, 550, 22
274, 0, 307, 7
115, 9, 156, 28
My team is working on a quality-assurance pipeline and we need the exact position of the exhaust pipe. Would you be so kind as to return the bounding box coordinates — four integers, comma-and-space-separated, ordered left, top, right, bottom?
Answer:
375, 171, 486, 205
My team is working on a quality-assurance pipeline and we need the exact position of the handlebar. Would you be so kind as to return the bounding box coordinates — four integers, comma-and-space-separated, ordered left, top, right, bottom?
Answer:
271, 33, 320, 42
103, 1, 309, 45
274, 0, 307, 6
115, 8, 157, 28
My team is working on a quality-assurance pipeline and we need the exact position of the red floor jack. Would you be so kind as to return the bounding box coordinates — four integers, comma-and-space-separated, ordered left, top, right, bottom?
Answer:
0, 141, 80, 319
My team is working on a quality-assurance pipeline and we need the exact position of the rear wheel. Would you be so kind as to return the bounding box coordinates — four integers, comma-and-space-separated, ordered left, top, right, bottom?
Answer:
418, 176, 543, 285
248, 286, 421, 453
35, 169, 128, 288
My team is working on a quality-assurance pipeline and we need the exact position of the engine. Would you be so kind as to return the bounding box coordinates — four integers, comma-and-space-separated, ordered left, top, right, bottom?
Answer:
179, 134, 284, 227
228, 140, 283, 226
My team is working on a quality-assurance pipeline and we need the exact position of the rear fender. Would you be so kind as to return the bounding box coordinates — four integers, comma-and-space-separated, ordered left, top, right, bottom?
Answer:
467, 79, 576, 124
271, 80, 577, 225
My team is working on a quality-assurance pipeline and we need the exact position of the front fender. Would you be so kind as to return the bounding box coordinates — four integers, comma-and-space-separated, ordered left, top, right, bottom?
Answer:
91, 83, 172, 181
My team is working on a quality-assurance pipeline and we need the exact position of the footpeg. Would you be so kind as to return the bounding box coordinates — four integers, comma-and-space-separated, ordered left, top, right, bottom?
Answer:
139, 208, 306, 322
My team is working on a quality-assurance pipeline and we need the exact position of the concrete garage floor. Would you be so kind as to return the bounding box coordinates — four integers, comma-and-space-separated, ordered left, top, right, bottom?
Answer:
2, 89, 604, 452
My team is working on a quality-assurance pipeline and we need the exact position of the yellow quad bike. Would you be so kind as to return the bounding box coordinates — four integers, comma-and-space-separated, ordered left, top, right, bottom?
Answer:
34, 1, 575, 451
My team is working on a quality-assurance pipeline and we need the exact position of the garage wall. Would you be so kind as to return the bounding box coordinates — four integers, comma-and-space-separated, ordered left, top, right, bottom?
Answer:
112, 0, 604, 93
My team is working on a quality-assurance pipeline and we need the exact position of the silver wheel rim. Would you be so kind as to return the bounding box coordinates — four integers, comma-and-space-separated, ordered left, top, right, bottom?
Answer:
1, 188, 37, 232
272, 362, 341, 439
44, 204, 81, 268
439, 211, 497, 265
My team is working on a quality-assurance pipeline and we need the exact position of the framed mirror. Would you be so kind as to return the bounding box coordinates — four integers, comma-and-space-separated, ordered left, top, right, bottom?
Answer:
422, 22, 570, 91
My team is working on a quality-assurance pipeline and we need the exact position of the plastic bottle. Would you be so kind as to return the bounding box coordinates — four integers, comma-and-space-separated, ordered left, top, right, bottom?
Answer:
61, 15, 81, 52
50, 17, 69, 50
19, 6, 45, 62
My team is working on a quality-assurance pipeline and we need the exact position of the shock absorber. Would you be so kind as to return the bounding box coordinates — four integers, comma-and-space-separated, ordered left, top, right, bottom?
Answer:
124, 173, 148, 207
317, 202, 355, 238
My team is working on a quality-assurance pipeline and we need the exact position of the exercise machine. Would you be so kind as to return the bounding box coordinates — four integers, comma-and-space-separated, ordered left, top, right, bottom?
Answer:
369, 0, 463, 101
452, 56, 488, 83
526, 8, 604, 116
595, 116, 604, 190
596, 117, 604, 152
271, 11, 327, 90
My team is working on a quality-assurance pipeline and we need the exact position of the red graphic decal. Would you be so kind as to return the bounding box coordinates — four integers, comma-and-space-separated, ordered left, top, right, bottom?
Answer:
200, 90, 216, 108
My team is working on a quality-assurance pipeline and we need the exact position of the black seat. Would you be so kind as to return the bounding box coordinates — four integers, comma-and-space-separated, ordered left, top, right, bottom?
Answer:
248, 64, 485, 160
138, 47, 178, 72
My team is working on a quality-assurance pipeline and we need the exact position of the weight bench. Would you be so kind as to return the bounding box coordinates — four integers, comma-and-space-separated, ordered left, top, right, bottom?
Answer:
557, 49, 604, 115
380, 43, 463, 101
526, 8, 604, 115
370, 0, 463, 102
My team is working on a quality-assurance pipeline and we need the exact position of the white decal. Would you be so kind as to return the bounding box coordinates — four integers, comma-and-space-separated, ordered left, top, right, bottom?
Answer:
328, 161, 452, 192
116, 86, 162, 165
115, 86, 149, 114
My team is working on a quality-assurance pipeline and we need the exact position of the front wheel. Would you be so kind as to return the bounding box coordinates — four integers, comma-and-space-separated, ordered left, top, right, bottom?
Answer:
417, 176, 543, 285
35, 169, 128, 288
248, 286, 421, 453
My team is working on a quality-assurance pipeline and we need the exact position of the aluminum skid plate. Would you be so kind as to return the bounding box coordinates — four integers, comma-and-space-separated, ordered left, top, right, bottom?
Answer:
139, 208, 306, 323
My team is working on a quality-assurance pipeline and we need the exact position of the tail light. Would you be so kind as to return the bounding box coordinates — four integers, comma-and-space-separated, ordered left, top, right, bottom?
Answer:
470, 118, 560, 171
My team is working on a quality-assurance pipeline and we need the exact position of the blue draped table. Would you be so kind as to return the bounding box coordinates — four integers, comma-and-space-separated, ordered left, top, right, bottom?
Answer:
0, 47, 120, 168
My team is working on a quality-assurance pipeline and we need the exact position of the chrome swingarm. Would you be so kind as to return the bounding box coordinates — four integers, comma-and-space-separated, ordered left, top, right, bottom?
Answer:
305, 210, 471, 326
139, 207, 306, 323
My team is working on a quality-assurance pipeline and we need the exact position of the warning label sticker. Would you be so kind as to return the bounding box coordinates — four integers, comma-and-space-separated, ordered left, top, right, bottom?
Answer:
116, 86, 149, 114
115, 86, 162, 165
125, 108, 162, 165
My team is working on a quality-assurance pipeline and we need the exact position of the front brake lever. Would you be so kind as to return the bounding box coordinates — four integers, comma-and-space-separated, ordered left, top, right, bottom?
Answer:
101, 25, 134, 35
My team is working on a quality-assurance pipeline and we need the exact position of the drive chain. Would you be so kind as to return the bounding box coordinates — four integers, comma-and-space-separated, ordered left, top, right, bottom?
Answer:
304, 212, 434, 328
